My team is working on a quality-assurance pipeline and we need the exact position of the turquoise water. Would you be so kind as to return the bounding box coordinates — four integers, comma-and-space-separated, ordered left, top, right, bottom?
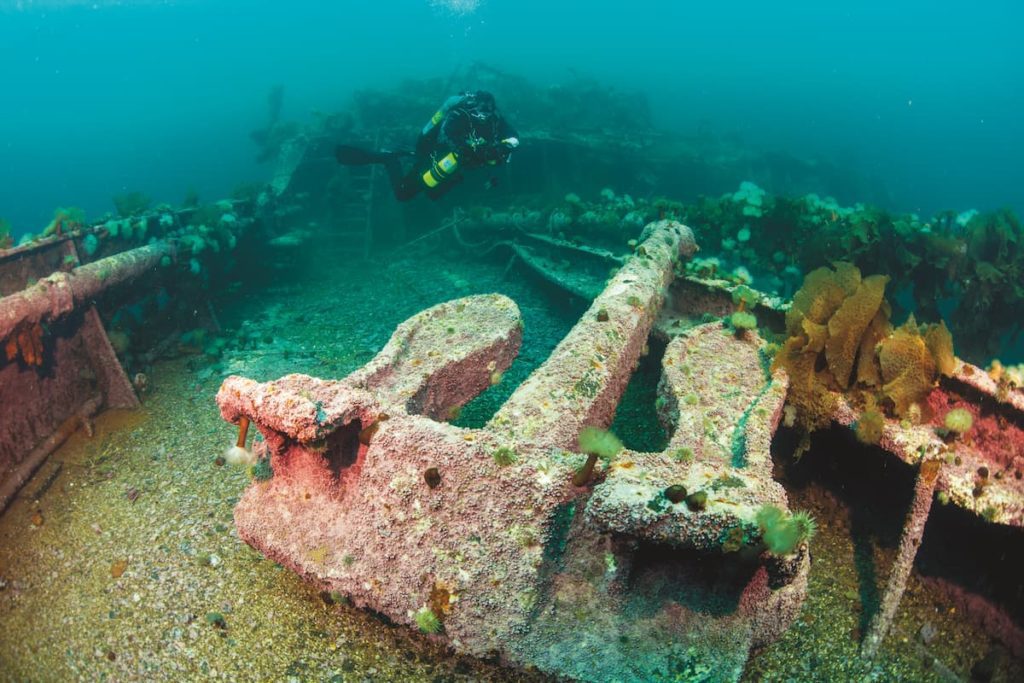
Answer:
1, 1, 1021, 235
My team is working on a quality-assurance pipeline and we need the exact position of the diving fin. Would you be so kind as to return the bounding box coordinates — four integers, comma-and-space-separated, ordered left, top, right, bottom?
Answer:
336, 145, 417, 166
335, 145, 384, 166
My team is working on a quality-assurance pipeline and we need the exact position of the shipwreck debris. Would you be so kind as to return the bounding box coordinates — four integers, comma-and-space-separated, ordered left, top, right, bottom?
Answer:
0, 197, 262, 511
216, 220, 812, 681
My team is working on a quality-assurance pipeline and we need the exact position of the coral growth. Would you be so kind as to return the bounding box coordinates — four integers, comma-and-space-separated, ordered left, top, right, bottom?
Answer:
43, 207, 86, 237
461, 178, 1020, 367
877, 317, 939, 416
679, 185, 1022, 364
4, 321, 44, 367
773, 263, 956, 451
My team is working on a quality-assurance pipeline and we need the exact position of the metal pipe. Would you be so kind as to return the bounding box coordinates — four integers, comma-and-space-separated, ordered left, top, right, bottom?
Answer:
0, 241, 175, 341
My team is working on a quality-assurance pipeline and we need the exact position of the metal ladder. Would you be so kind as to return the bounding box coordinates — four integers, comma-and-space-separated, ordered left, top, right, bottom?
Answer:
334, 167, 375, 260
333, 131, 380, 260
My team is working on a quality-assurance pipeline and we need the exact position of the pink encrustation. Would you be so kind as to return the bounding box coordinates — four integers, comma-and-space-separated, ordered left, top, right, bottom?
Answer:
216, 220, 814, 681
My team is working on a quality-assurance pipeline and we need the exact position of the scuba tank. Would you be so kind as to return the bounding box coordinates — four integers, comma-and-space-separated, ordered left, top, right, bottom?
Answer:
422, 95, 463, 136
421, 151, 459, 189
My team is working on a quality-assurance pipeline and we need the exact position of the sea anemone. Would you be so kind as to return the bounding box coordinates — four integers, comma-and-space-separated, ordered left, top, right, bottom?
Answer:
225, 416, 255, 465
573, 427, 623, 486
414, 606, 442, 634
944, 407, 973, 434
791, 510, 817, 543
731, 285, 761, 311
756, 505, 815, 555
578, 427, 623, 461
492, 447, 517, 467
224, 446, 256, 466
855, 409, 885, 445
729, 311, 757, 333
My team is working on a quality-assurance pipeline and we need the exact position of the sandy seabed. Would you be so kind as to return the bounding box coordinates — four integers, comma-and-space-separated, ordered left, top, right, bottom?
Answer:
0, 248, 1018, 682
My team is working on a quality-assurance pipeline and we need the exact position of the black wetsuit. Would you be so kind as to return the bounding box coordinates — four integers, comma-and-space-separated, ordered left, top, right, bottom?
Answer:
377, 91, 518, 201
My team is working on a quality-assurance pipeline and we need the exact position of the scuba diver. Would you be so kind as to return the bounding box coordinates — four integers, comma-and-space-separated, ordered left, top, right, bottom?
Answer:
335, 91, 519, 201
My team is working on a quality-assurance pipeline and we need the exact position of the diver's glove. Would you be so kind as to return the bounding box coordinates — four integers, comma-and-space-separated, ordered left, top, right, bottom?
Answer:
490, 137, 519, 164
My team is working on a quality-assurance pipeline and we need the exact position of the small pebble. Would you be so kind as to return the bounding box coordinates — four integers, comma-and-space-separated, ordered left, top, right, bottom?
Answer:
685, 491, 707, 512
665, 484, 687, 503
423, 467, 441, 489
111, 559, 128, 578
